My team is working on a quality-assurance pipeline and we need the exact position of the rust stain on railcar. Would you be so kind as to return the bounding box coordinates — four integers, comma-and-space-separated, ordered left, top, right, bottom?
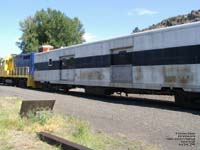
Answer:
162, 67, 176, 83
163, 67, 176, 83
135, 67, 143, 81
163, 66, 193, 84
178, 67, 194, 84
80, 70, 104, 81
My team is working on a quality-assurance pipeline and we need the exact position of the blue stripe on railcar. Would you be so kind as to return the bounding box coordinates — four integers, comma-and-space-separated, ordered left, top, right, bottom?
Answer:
14, 52, 35, 76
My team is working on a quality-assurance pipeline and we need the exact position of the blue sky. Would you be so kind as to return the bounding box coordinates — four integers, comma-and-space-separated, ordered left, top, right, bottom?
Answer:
0, 0, 199, 57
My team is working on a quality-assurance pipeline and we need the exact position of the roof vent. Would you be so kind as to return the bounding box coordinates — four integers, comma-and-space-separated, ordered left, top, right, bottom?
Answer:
39, 45, 54, 53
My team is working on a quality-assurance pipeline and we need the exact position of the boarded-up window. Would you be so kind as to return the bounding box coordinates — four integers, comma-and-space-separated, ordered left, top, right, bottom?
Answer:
60, 55, 75, 69
111, 47, 133, 65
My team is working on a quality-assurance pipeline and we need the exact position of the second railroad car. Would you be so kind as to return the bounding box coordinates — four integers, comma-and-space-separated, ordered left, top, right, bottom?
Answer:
34, 22, 200, 108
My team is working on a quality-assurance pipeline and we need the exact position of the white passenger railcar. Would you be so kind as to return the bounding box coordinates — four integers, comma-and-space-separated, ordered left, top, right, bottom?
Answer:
34, 22, 200, 108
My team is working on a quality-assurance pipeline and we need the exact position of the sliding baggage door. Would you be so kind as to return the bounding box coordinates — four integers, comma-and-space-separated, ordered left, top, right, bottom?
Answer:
60, 55, 75, 81
111, 48, 132, 84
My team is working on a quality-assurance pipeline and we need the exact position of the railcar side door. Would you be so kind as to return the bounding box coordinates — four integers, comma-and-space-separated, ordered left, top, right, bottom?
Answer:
59, 55, 75, 81
111, 47, 133, 86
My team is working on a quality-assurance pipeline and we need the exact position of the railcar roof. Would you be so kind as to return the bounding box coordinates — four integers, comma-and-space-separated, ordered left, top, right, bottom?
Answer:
36, 21, 200, 56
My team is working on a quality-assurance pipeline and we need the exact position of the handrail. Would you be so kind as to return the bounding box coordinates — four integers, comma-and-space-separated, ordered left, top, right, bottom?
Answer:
13, 67, 30, 76
0, 67, 30, 76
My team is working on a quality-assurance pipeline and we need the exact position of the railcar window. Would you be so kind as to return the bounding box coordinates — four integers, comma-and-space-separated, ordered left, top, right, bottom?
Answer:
48, 59, 53, 66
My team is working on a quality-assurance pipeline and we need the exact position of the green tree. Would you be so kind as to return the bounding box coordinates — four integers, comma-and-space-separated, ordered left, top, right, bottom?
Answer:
17, 8, 85, 53
132, 27, 140, 33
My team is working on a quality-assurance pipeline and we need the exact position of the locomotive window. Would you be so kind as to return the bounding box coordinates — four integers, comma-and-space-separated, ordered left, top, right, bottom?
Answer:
48, 59, 53, 66
23, 56, 30, 59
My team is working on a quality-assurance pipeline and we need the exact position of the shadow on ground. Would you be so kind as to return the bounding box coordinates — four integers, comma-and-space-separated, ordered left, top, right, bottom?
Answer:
3, 84, 200, 116
64, 91, 200, 116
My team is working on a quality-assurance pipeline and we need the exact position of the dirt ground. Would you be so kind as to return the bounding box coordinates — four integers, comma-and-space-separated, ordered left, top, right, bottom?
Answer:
0, 85, 200, 150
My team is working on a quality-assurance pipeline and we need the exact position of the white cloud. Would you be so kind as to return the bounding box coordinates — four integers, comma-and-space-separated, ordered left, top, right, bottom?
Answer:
128, 8, 158, 16
83, 32, 97, 42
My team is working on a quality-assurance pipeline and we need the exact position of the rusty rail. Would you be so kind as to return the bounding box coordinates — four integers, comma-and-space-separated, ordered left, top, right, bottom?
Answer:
38, 132, 92, 150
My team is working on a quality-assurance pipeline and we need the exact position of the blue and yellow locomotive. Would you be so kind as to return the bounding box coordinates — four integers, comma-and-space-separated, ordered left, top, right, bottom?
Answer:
0, 52, 35, 87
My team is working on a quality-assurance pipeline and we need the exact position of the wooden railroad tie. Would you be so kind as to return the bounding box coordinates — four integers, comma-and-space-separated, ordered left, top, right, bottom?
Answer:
38, 132, 92, 150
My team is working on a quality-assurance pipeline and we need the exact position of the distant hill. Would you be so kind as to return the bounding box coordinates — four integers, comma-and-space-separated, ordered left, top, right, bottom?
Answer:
133, 10, 200, 32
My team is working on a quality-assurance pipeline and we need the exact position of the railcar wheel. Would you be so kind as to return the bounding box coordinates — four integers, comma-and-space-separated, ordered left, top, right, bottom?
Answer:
175, 91, 200, 109
19, 79, 27, 88
42, 82, 54, 92
85, 87, 108, 95
64, 88, 69, 92
175, 92, 189, 107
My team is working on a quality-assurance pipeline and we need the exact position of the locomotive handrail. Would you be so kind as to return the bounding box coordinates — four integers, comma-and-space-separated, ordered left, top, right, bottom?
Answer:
13, 67, 30, 76
0, 66, 30, 77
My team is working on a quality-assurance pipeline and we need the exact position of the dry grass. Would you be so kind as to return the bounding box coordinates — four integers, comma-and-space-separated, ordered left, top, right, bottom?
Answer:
0, 97, 161, 150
